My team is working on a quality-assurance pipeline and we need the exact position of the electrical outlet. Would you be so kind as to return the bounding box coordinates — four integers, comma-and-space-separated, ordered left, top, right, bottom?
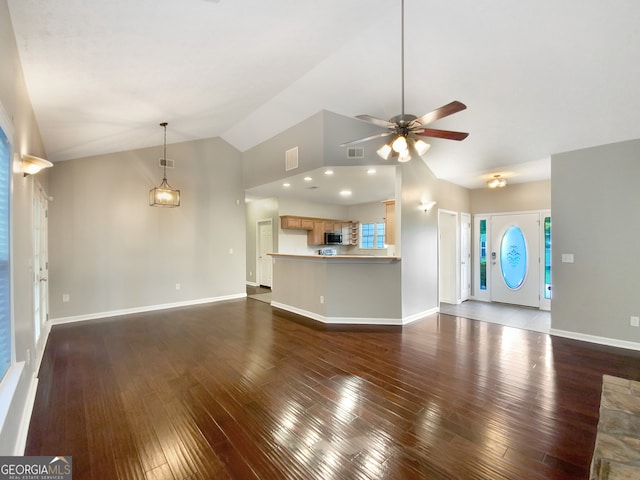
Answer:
62, 293, 70, 302
175, 283, 181, 290
229, 248, 233, 255
320, 295, 324, 304
631, 316, 640, 327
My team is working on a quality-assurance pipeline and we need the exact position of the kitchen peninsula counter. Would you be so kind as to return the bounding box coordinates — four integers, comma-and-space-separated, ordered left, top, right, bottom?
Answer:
268, 253, 402, 324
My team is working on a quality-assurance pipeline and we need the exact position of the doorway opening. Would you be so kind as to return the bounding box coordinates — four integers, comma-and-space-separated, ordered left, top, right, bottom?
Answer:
256, 219, 273, 288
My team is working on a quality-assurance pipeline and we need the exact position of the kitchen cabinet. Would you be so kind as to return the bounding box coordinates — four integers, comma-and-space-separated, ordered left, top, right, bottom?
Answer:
307, 220, 327, 245
281, 215, 357, 245
382, 200, 395, 245
280, 216, 315, 230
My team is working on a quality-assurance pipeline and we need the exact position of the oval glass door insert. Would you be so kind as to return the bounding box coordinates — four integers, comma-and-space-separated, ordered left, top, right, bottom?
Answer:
500, 225, 527, 289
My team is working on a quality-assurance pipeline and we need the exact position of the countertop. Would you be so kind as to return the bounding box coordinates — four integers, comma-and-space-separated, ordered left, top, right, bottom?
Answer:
268, 253, 400, 262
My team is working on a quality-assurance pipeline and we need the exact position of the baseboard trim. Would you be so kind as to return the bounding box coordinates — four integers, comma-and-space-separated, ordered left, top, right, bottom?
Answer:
550, 328, 640, 352
14, 375, 38, 455
404, 307, 440, 325
245, 281, 259, 287
271, 302, 438, 326
51, 293, 247, 325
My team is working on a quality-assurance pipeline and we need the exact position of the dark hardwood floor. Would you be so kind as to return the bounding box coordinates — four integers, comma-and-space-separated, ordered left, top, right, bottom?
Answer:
26, 298, 640, 479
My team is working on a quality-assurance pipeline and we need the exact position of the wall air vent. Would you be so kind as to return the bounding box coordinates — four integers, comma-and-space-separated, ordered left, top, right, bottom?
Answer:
347, 147, 364, 159
285, 147, 299, 171
159, 158, 175, 168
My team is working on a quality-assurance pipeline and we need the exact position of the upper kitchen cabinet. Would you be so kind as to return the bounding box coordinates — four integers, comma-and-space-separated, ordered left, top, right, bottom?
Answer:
281, 215, 314, 230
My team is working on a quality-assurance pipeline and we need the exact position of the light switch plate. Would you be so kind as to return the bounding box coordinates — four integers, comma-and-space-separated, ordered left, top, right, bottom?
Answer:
561, 253, 574, 263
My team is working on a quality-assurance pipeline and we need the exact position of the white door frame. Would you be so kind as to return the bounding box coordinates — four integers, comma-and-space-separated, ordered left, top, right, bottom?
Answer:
438, 209, 459, 305
460, 212, 471, 302
473, 210, 551, 310
256, 219, 273, 288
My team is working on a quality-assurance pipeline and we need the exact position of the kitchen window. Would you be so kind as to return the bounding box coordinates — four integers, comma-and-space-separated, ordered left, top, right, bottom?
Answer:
360, 222, 385, 249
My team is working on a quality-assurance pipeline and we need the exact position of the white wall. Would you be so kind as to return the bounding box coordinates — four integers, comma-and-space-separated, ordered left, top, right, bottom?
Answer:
48, 137, 246, 320
0, 0, 49, 454
551, 140, 640, 346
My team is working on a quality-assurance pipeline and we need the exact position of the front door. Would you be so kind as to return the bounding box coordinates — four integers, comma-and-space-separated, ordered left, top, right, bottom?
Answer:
490, 213, 540, 308
257, 220, 273, 287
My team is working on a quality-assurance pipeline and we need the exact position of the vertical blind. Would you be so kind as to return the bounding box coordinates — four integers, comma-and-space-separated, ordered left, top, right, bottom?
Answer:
0, 126, 10, 381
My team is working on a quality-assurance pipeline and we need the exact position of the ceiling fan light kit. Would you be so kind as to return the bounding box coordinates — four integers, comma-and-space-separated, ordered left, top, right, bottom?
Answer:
342, 0, 468, 163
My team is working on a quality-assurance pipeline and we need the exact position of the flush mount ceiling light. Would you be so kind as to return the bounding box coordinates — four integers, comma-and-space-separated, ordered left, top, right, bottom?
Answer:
341, 0, 468, 163
21, 154, 53, 176
487, 174, 507, 188
149, 122, 180, 207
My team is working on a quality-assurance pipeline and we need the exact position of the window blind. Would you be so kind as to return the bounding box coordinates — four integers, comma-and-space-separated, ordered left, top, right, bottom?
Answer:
0, 126, 11, 381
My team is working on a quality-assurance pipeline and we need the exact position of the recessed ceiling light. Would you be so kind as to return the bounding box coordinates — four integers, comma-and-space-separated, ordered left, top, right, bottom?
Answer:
283, 183, 291, 188
367, 168, 377, 175
340, 190, 352, 197
304, 176, 312, 181
324, 170, 334, 175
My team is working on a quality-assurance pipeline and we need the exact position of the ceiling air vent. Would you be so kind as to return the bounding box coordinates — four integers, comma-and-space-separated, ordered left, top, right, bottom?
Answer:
159, 158, 175, 168
285, 147, 299, 171
347, 147, 364, 159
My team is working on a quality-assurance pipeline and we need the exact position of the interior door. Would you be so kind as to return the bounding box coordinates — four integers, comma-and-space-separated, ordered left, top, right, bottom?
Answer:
490, 213, 540, 307
438, 210, 458, 304
257, 220, 273, 287
460, 213, 471, 302
33, 186, 49, 351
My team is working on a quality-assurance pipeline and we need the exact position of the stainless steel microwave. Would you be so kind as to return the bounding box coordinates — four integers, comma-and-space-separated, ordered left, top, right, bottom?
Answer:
324, 232, 342, 245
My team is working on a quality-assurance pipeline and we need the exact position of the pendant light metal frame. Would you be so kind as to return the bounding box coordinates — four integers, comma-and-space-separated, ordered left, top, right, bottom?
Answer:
149, 122, 180, 207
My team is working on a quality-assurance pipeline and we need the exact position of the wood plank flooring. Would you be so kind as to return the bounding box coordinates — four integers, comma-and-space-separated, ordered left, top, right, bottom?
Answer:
25, 298, 640, 479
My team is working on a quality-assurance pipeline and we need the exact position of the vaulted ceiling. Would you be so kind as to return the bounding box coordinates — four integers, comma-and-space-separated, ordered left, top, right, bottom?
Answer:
7, 0, 640, 188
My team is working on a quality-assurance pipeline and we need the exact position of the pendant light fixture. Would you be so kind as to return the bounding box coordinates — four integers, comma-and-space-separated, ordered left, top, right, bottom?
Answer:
149, 122, 180, 207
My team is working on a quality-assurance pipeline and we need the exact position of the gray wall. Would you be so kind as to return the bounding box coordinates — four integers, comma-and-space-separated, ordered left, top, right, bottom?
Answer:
243, 111, 325, 190
0, 0, 48, 454
551, 140, 640, 343
398, 160, 440, 317
48, 137, 246, 319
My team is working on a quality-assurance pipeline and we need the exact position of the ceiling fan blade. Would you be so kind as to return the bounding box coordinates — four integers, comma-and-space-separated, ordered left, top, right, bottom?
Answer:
340, 131, 393, 147
415, 128, 469, 141
413, 101, 467, 126
355, 114, 395, 129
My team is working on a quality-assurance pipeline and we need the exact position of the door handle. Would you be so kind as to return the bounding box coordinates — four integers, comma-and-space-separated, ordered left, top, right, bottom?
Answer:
40, 278, 48, 282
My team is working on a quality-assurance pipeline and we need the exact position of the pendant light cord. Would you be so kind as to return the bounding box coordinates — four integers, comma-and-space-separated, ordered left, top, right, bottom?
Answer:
160, 122, 168, 180
401, 0, 405, 117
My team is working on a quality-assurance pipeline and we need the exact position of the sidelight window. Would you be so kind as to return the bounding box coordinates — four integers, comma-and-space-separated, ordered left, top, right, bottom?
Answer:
479, 219, 487, 290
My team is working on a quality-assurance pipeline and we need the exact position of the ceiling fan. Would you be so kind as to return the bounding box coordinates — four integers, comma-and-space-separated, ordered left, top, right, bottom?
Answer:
342, 0, 468, 163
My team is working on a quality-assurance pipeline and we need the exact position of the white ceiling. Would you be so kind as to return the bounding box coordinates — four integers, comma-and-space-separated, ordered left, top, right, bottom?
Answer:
7, 0, 640, 191
246, 165, 396, 206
